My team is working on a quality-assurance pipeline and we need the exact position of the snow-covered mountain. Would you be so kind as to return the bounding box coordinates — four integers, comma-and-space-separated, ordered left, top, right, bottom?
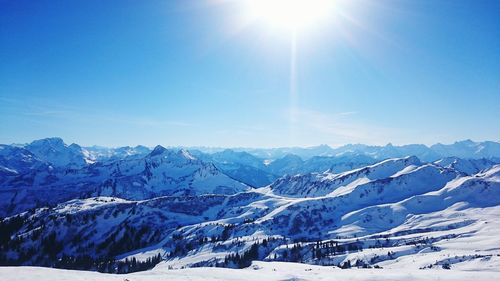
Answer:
6, 138, 153, 169
25, 137, 93, 167
1, 152, 499, 273
145, 163, 500, 269
270, 153, 377, 175
4, 138, 499, 187
184, 141, 499, 185
84, 145, 151, 161
434, 157, 498, 175
0, 145, 249, 217
325, 140, 500, 161
0, 145, 48, 176
94, 146, 249, 198
270, 156, 428, 197
190, 150, 378, 187
196, 140, 500, 162
431, 140, 500, 160
1, 138, 500, 276
191, 149, 278, 187
242, 144, 336, 160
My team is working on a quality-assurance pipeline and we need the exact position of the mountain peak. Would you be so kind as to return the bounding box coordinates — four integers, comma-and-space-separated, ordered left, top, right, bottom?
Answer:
404, 155, 421, 165
30, 137, 66, 147
148, 146, 196, 161
179, 148, 196, 160
380, 155, 421, 166
281, 154, 303, 161
134, 145, 150, 150
68, 143, 82, 150
149, 145, 168, 157
455, 139, 475, 145
24, 137, 89, 168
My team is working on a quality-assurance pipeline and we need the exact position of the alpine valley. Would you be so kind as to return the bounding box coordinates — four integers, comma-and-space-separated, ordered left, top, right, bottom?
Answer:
1, 138, 500, 280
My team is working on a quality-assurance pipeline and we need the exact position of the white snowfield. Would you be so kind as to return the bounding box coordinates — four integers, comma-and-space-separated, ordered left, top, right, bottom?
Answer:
1, 261, 499, 281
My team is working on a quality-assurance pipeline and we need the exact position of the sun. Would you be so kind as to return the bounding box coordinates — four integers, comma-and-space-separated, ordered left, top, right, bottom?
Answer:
247, 0, 334, 31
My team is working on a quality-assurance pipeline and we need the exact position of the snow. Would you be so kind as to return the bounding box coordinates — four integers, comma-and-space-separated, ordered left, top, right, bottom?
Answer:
53, 197, 131, 214
270, 156, 426, 198
1, 261, 499, 281
2, 139, 500, 279
0, 144, 249, 216
26, 137, 90, 168
7, 160, 496, 272
0, 166, 18, 174
335, 205, 500, 270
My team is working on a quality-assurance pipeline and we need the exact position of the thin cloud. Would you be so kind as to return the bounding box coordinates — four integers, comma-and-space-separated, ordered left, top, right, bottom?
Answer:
290, 108, 395, 145
336, 111, 358, 116
5, 97, 194, 129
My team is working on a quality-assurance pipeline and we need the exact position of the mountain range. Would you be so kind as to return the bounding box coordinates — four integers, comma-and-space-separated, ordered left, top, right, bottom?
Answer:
0, 137, 499, 274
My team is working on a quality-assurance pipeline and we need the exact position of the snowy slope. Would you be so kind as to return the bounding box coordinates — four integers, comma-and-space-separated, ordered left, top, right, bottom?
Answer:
434, 157, 497, 175
154, 164, 499, 270
0, 145, 48, 176
270, 156, 425, 197
1, 261, 499, 281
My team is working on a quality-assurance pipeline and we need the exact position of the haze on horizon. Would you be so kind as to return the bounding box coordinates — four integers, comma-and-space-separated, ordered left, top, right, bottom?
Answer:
4, 136, 500, 152
1, 0, 499, 148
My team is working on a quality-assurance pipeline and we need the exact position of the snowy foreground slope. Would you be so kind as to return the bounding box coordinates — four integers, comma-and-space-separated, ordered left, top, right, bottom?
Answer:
2, 261, 500, 281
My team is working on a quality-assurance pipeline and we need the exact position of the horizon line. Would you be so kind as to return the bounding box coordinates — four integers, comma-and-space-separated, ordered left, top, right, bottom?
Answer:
4, 137, 500, 150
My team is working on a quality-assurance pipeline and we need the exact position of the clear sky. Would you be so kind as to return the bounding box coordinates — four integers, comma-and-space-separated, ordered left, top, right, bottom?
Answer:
1, 0, 499, 147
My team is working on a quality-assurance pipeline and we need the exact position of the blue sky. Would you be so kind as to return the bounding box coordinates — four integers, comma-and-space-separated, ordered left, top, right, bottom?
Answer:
1, 0, 499, 147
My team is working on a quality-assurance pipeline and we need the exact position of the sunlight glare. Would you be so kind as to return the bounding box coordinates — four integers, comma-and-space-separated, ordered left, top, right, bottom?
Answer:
248, 0, 335, 31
